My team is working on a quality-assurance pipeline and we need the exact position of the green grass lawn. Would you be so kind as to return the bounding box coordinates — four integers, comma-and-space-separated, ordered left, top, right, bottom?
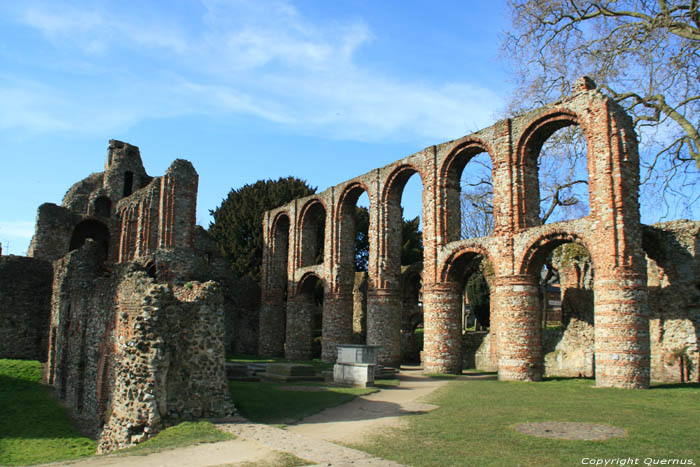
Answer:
0, 359, 96, 465
353, 377, 700, 466
229, 380, 379, 424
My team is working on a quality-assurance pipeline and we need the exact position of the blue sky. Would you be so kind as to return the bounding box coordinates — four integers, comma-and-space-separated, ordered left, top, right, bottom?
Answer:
0, 0, 514, 255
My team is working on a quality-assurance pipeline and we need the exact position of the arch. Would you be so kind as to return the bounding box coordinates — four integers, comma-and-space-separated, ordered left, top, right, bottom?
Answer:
335, 181, 372, 283
93, 196, 112, 218
271, 212, 291, 299
382, 163, 423, 205
69, 219, 110, 259
298, 198, 327, 267
380, 163, 425, 279
440, 244, 495, 284
517, 230, 595, 277
516, 110, 592, 227
296, 271, 324, 297
438, 138, 496, 242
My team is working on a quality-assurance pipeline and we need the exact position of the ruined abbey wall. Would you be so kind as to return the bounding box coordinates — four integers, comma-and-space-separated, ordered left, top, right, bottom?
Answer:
260, 78, 656, 388
0, 256, 53, 361
0, 140, 236, 452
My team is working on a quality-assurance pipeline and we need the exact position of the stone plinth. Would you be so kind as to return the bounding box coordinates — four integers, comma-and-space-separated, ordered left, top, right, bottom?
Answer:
337, 344, 380, 364
333, 362, 375, 387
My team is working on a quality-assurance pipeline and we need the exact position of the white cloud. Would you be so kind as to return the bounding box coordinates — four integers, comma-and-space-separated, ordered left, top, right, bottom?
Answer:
0, 221, 34, 255
0, 0, 503, 143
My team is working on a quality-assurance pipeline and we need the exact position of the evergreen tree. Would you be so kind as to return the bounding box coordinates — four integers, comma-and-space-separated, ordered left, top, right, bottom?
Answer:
208, 177, 316, 281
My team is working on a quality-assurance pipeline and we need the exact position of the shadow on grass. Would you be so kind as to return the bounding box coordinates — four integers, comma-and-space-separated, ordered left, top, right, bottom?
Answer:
0, 373, 93, 441
650, 381, 700, 390
542, 376, 595, 382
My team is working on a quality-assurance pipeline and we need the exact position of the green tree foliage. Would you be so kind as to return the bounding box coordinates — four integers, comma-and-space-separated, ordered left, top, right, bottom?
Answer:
354, 206, 370, 271
401, 216, 424, 266
466, 267, 490, 327
352, 208, 424, 271
208, 177, 316, 281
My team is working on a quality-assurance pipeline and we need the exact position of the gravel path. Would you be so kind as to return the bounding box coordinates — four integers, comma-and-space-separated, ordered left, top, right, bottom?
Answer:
53, 367, 448, 466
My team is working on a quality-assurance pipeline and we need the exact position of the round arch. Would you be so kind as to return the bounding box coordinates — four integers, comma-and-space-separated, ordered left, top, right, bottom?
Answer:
271, 211, 291, 255
381, 163, 424, 205
69, 219, 110, 259
297, 198, 327, 267
515, 109, 593, 228
295, 271, 324, 297
440, 244, 496, 284
438, 138, 495, 243
517, 230, 596, 277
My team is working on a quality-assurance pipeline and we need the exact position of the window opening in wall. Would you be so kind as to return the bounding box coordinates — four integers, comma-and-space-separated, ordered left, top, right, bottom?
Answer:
533, 125, 589, 224
123, 171, 134, 197
300, 201, 326, 267
273, 214, 290, 347
354, 191, 370, 272
459, 151, 494, 239
69, 219, 110, 259
400, 173, 423, 267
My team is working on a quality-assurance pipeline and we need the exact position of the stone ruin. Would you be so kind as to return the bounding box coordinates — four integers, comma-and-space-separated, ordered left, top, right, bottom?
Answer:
0, 140, 235, 452
259, 78, 700, 389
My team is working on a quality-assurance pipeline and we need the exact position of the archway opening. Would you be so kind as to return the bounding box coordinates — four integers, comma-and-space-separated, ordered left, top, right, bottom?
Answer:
69, 219, 110, 259
522, 117, 589, 226
443, 144, 494, 241
526, 238, 595, 379
337, 186, 371, 346
300, 200, 326, 267
446, 251, 494, 370
401, 266, 423, 363
285, 273, 324, 361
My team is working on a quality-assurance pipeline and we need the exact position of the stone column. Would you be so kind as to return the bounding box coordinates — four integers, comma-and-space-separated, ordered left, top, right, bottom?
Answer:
493, 274, 542, 381
321, 291, 353, 362
423, 282, 462, 374
594, 270, 649, 388
367, 287, 402, 367
285, 296, 314, 361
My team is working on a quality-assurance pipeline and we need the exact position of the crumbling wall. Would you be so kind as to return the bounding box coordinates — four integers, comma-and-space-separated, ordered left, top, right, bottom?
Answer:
645, 220, 700, 383
16, 139, 238, 454
97, 276, 234, 453
0, 256, 53, 361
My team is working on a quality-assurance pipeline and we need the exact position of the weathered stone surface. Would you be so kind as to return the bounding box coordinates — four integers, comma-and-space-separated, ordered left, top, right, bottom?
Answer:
261, 80, 658, 388
2, 140, 236, 453
0, 256, 53, 361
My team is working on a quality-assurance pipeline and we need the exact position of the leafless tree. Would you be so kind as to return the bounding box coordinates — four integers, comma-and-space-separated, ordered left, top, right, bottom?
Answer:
460, 153, 495, 239
504, 0, 700, 219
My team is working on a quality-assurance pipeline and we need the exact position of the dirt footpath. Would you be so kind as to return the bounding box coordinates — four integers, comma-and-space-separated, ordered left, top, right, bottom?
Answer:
55, 367, 449, 467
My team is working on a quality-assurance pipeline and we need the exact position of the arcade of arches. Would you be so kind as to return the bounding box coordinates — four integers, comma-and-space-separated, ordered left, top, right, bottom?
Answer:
260, 78, 699, 389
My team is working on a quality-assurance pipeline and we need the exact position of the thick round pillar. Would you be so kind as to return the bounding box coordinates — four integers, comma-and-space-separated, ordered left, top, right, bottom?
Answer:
423, 282, 462, 374
321, 292, 353, 362
258, 304, 285, 357
367, 288, 402, 367
493, 275, 542, 381
284, 297, 314, 361
594, 272, 649, 388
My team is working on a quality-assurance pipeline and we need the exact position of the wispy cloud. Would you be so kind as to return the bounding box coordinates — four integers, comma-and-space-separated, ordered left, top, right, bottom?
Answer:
0, 0, 502, 143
